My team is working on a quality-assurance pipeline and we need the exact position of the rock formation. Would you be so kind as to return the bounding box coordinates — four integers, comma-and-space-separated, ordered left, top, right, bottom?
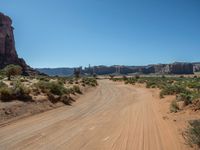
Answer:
168, 62, 193, 74
193, 63, 200, 72
0, 12, 38, 75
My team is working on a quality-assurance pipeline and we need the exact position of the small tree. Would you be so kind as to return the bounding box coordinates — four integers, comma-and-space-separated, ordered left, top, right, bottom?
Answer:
4, 64, 22, 80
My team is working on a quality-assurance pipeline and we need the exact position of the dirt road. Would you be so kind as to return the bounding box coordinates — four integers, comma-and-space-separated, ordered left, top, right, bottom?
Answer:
0, 80, 188, 150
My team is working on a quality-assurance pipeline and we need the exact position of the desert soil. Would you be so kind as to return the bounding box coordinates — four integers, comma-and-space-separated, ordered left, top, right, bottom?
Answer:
0, 79, 193, 150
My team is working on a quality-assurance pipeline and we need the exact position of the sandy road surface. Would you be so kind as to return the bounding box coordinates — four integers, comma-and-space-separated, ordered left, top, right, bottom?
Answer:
0, 80, 187, 150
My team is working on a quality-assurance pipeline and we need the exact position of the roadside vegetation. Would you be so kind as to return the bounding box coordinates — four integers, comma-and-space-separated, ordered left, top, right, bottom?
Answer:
0, 64, 98, 105
111, 75, 200, 111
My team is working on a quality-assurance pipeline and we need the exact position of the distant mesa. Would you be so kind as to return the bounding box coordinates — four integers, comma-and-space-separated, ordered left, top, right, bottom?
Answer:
38, 62, 198, 77
0, 12, 39, 75
83, 62, 194, 75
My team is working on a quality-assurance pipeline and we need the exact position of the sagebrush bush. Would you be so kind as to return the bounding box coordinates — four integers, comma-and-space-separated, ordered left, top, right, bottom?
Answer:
36, 81, 66, 96
0, 81, 32, 101
49, 82, 66, 95
82, 78, 98, 86
184, 120, 200, 148
160, 85, 190, 98
12, 81, 32, 101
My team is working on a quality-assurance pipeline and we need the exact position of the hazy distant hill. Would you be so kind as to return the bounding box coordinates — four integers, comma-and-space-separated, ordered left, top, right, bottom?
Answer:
36, 68, 74, 76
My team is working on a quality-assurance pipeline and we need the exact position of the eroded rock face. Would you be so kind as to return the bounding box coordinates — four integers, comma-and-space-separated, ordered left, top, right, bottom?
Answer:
0, 12, 39, 75
193, 63, 200, 72
169, 63, 193, 74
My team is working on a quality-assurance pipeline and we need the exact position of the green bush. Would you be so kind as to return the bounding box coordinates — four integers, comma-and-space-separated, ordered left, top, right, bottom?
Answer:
160, 85, 190, 98
36, 81, 65, 96
184, 120, 200, 148
3, 64, 22, 80
178, 93, 193, 106
0, 81, 32, 102
35, 81, 50, 93
49, 82, 66, 96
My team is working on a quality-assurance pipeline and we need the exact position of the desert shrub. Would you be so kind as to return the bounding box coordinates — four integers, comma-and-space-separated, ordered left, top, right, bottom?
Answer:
192, 99, 200, 111
135, 74, 140, 79
146, 81, 157, 88
177, 93, 193, 106
68, 79, 74, 84
125, 78, 136, 85
0, 75, 4, 80
188, 82, 200, 92
162, 75, 166, 78
72, 85, 82, 94
170, 100, 179, 113
36, 81, 65, 96
60, 94, 74, 105
184, 120, 200, 148
57, 78, 66, 85
0, 81, 31, 101
35, 81, 50, 93
0, 81, 7, 88
12, 81, 32, 101
49, 82, 66, 95
64, 87, 74, 95
20, 78, 29, 82
160, 85, 190, 98
37, 76, 50, 82
3, 64, 22, 80
47, 93, 60, 103
82, 78, 98, 87
0, 87, 13, 101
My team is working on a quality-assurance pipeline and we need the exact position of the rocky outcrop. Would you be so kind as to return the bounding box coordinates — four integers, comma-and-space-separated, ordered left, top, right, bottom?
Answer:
144, 63, 194, 75
168, 62, 193, 74
0, 12, 38, 75
193, 63, 200, 72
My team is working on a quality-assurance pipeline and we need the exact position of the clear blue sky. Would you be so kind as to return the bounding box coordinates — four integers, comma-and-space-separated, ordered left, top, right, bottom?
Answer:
1, 0, 200, 68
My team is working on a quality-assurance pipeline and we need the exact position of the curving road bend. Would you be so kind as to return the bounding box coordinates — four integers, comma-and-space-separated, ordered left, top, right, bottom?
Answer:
0, 80, 187, 150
